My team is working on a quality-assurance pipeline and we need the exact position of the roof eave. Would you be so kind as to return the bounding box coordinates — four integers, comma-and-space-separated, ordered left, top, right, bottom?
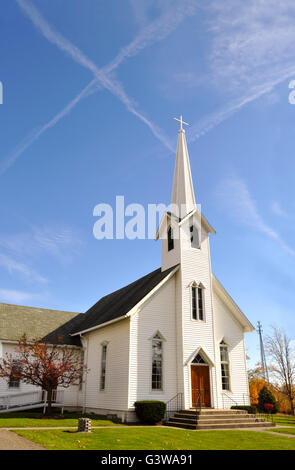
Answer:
71, 265, 179, 337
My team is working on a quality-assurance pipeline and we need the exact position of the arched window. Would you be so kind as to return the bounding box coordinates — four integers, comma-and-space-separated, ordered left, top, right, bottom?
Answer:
191, 353, 206, 365
167, 226, 174, 251
220, 341, 230, 391
152, 334, 163, 390
100, 343, 107, 391
191, 284, 204, 321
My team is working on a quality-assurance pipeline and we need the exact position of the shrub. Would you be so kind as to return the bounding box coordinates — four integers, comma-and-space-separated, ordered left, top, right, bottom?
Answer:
231, 405, 256, 414
264, 403, 274, 413
258, 386, 278, 413
134, 400, 166, 424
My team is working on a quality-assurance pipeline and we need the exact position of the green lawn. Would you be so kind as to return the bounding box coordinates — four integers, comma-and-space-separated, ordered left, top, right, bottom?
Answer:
0, 412, 122, 428
265, 427, 295, 436
13, 428, 295, 450
261, 414, 295, 426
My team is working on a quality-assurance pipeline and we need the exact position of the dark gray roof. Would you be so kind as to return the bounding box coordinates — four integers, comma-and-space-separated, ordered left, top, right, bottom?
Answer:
42, 313, 85, 346
0, 266, 178, 347
71, 265, 178, 335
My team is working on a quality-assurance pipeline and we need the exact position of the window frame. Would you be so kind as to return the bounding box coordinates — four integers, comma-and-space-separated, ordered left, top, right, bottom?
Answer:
100, 343, 108, 392
220, 340, 231, 392
79, 349, 85, 391
167, 225, 174, 252
189, 222, 200, 249
8, 359, 21, 389
191, 283, 205, 322
151, 333, 164, 392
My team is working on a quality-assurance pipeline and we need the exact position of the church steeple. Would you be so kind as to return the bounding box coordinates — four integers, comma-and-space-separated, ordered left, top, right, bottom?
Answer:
171, 117, 196, 219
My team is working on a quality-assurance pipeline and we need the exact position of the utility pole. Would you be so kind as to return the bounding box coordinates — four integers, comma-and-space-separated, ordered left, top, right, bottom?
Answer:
257, 321, 269, 382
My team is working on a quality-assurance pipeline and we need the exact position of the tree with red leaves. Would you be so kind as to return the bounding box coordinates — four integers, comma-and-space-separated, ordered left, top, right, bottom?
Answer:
0, 335, 86, 414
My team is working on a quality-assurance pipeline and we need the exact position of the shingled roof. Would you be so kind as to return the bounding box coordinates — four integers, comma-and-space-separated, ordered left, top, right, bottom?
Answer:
0, 303, 81, 346
71, 265, 179, 336
0, 265, 178, 346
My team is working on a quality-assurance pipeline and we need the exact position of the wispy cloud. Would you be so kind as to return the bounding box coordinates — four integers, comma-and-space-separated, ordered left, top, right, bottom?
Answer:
2, 0, 198, 174
16, 0, 174, 152
188, 65, 295, 142
0, 252, 47, 283
0, 224, 81, 284
271, 202, 288, 218
217, 177, 295, 257
0, 288, 40, 304
209, 0, 295, 92
0, 225, 81, 263
0, 78, 98, 175
187, 1, 295, 140
104, 0, 197, 73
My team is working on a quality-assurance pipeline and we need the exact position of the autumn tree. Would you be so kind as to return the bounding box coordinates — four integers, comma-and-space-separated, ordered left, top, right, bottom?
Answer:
0, 335, 86, 414
248, 363, 269, 407
265, 327, 295, 415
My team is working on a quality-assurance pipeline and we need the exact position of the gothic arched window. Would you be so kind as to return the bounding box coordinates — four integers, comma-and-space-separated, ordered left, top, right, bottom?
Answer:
151, 334, 163, 390
220, 341, 230, 391
191, 283, 205, 321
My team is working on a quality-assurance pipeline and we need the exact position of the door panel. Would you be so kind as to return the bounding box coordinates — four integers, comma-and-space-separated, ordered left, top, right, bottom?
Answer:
191, 365, 211, 407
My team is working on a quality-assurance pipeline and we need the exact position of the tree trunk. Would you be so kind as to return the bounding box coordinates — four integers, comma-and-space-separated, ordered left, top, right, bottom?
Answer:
290, 398, 295, 416
46, 388, 53, 415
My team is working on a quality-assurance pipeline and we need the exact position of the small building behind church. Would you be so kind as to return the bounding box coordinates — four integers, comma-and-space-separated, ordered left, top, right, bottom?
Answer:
0, 124, 254, 423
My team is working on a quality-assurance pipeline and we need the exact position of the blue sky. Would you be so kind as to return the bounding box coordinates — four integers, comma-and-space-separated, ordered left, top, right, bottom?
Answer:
0, 0, 295, 367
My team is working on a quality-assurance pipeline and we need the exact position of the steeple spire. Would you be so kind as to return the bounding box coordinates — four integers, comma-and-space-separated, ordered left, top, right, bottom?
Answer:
171, 118, 196, 219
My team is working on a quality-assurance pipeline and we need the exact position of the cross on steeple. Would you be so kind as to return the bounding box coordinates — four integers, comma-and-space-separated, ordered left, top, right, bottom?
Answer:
173, 115, 189, 130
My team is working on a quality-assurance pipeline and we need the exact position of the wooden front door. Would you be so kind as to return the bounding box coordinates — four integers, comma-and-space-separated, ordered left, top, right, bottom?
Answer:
191, 365, 211, 408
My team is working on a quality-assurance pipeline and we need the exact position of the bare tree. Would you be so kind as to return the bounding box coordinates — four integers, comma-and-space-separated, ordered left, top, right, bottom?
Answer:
265, 326, 295, 415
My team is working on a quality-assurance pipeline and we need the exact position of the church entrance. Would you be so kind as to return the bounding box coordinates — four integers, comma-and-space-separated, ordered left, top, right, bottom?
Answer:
191, 354, 211, 408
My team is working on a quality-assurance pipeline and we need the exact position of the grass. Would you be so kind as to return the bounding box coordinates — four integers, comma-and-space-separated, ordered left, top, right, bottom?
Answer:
0, 412, 122, 428
265, 427, 295, 436
13, 427, 295, 450
260, 414, 295, 426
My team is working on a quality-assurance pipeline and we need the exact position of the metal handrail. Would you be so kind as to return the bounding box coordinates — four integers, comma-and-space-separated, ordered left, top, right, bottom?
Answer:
164, 392, 184, 422
0, 389, 65, 412
195, 390, 202, 427
222, 392, 238, 409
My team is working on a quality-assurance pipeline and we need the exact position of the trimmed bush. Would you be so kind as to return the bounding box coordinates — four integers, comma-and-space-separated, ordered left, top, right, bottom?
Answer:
134, 400, 166, 424
258, 386, 278, 413
231, 405, 256, 414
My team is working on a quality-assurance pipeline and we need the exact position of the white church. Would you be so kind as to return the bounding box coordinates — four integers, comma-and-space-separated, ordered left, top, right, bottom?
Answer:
0, 121, 257, 425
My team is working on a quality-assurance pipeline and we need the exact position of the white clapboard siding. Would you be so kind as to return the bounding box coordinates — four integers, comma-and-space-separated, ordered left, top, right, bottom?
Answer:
213, 288, 250, 407
180, 226, 218, 408
128, 275, 177, 408
83, 318, 130, 412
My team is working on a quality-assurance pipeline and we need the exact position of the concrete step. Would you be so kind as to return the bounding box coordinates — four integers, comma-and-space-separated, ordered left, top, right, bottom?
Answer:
164, 408, 275, 430
175, 412, 252, 420
164, 421, 196, 430
165, 420, 275, 430
171, 416, 265, 426
195, 422, 275, 430
179, 409, 248, 416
